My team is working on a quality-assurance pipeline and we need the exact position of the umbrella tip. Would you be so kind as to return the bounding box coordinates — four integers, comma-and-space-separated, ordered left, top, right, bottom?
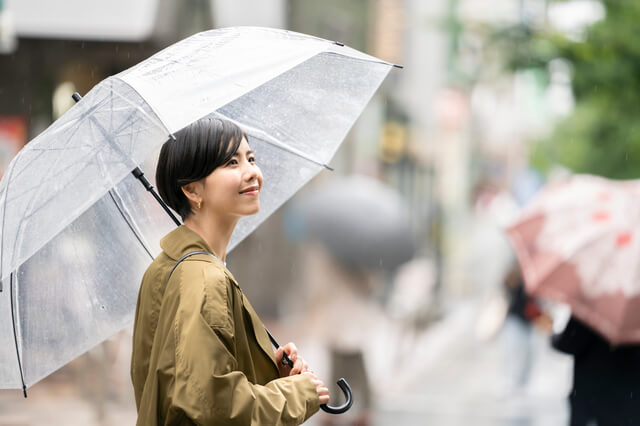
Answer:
22, 385, 27, 398
333, 41, 344, 47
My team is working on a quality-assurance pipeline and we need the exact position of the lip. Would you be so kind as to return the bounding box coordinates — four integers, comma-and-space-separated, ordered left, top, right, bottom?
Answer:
239, 185, 260, 195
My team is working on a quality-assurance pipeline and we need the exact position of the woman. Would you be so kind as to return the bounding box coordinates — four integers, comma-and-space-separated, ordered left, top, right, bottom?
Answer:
131, 117, 329, 425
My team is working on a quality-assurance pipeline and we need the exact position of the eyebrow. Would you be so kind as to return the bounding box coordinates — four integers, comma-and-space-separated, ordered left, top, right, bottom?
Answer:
232, 150, 254, 157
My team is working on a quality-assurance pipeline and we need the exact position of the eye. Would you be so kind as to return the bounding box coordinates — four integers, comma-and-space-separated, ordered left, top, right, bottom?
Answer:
227, 159, 238, 166
248, 156, 257, 163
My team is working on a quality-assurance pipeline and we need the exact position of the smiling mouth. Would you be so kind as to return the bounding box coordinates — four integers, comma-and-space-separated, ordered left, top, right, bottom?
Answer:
240, 186, 260, 195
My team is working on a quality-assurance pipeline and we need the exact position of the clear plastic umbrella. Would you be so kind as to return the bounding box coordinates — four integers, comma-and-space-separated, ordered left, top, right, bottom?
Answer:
0, 27, 396, 402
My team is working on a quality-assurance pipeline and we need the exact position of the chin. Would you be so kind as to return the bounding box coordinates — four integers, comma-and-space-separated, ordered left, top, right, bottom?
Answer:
244, 205, 260, 216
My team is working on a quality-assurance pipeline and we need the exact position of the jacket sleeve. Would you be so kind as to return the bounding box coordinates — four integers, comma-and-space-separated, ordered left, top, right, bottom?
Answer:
169, 265, 320, 425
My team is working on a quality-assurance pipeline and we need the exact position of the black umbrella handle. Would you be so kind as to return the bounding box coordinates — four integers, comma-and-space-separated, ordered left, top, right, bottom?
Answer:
320, 378, 353, 414
266, 329, 353, 415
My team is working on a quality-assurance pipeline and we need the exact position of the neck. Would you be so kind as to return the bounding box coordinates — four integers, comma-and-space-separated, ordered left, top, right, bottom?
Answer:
183, 212, 238, 263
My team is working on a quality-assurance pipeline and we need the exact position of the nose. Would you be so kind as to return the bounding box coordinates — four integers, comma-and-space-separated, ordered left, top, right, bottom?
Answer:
243, 159, 261, 182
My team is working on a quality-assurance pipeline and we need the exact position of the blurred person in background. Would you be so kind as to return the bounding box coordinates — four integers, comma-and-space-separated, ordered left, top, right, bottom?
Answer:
500, 263, 551, 395
131, 117, 328, 425
552, 316, 640, 426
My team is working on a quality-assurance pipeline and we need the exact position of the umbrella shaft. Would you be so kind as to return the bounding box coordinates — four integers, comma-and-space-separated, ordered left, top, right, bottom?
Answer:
266, 329, 293, 367
131, 168, 181, 226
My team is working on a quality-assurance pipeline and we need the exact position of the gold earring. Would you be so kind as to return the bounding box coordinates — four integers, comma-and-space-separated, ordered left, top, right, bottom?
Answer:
197, 201, 202, 209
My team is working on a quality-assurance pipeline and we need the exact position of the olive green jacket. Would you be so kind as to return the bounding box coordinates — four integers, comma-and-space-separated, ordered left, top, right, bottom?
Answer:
131, 226, 319, 425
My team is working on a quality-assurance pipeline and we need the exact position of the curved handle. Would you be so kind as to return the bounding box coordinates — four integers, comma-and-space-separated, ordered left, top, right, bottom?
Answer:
264, 329, 353, 415
320, 378, 353, 414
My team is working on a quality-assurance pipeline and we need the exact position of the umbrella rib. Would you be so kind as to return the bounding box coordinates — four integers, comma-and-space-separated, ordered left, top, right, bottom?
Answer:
111, 76, 176, 141
2, 98, 97, 280
8, 97, 110, 184
11, 140, 115, 209
9, 273, 27, 396
6, 98, 158, 279
107, 189, 154, 260
0, 158, 18, 284
212, 112, 334, 171
323, 50, 400, 69
88, 114, 154, 261
5, 92, 140, 280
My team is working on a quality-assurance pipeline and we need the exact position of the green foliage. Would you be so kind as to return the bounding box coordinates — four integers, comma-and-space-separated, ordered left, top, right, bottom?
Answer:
493, 0, 640, 178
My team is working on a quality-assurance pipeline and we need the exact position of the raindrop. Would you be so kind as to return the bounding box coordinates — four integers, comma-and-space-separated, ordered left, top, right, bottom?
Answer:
100, 305, 106, 310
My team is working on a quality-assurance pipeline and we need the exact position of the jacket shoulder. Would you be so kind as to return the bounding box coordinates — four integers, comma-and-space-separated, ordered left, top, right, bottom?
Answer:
171, 258, 232, 330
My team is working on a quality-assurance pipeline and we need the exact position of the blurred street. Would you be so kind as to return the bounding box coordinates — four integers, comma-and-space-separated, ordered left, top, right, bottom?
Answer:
2, 0, 635, 424
370, 301, 571, 426
0, 300, 572, 426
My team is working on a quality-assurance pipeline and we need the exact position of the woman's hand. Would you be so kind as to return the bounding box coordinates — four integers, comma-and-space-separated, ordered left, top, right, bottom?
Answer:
275, 342, 309, 377
275, 343, 329, 404
302, 371, 330, 405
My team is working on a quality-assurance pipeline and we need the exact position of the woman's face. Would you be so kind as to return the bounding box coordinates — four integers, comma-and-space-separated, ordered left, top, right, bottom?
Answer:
201, 137, 263, 219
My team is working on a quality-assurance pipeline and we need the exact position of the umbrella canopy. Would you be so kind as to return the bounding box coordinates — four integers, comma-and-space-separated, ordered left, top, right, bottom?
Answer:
0, 27, 395, 389
506, 174, 640, 344
287, 175, 415, 270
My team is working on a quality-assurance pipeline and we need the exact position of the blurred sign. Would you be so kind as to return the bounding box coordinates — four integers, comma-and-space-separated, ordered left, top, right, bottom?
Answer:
9, 0, 158, 41
0, 116, 26, 179
378, 121, 407, 163
370, 0, 405, 65
0, 0, 16, 54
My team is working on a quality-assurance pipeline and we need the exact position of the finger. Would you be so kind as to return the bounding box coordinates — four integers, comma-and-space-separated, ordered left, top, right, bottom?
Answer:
319, 394, 330, 404
284, 342, 298, 361
317, 386, 329, 396
290, 358, 304, 375
310, 378, 323, 387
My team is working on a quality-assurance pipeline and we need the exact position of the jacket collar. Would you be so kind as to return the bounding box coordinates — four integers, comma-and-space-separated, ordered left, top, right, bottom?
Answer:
160, 225, 218, 261
161, 225, 243, 287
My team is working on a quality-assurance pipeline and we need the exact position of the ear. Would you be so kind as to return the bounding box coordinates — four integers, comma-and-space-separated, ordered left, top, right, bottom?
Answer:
181, 181, 203, 206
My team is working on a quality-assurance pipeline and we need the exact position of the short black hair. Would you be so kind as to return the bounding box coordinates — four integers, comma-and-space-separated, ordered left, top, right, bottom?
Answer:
156, 117, 245, 220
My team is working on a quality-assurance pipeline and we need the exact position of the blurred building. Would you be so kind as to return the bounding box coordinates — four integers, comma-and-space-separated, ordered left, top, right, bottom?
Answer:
0, 1, 585, 424
0, 0, 448, 311
0, 0, 562, 321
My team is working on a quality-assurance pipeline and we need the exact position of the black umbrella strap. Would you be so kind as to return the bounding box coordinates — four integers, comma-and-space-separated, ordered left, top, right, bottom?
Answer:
166, 251, 223, 284
165, 251, 293, 368
9, 273, 27, 397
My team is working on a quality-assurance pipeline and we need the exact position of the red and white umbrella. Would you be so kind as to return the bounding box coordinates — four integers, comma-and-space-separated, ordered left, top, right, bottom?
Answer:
506, 174, 640, 344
